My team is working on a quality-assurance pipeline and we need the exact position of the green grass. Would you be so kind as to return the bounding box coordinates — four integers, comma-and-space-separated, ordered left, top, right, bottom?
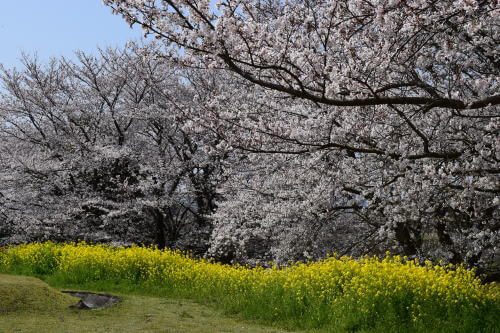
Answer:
3, 272, 497, 333
0, 274, 297, 333
0, 274, 79, 313
1, 243, 499, 333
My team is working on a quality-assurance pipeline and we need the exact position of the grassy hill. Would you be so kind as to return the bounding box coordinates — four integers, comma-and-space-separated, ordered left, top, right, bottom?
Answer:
0, 274, 79, 313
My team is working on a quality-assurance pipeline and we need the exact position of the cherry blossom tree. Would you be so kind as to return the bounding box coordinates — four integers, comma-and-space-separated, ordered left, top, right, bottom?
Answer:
103, 0, 499, 267
0, 44, 222, 252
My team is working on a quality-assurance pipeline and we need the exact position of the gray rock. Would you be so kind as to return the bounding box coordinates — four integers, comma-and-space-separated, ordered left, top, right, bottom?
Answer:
62, 291, 120, 310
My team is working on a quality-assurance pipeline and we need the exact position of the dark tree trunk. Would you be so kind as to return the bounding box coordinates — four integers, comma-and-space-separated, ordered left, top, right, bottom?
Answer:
394, 222, 422, 256
144, 207, 166, 250
435, 221, 463, 264
154, 212, 166, 250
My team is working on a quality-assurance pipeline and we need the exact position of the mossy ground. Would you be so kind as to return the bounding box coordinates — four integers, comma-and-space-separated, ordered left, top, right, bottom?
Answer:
0, 274, 79, 314
0, 274, 296, 333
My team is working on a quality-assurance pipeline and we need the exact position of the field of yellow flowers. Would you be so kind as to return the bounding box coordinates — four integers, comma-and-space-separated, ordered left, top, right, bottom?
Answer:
1, 242, 498, 332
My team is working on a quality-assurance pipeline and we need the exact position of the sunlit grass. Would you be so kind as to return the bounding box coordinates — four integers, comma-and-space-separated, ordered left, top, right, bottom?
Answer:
1, 242, 498, 332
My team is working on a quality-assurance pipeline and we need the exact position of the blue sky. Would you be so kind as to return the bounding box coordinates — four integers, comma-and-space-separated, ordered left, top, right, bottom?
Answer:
0, 1, 144, 69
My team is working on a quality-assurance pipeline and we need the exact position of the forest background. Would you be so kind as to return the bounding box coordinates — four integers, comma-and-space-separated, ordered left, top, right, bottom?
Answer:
0, 0, 498, 280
